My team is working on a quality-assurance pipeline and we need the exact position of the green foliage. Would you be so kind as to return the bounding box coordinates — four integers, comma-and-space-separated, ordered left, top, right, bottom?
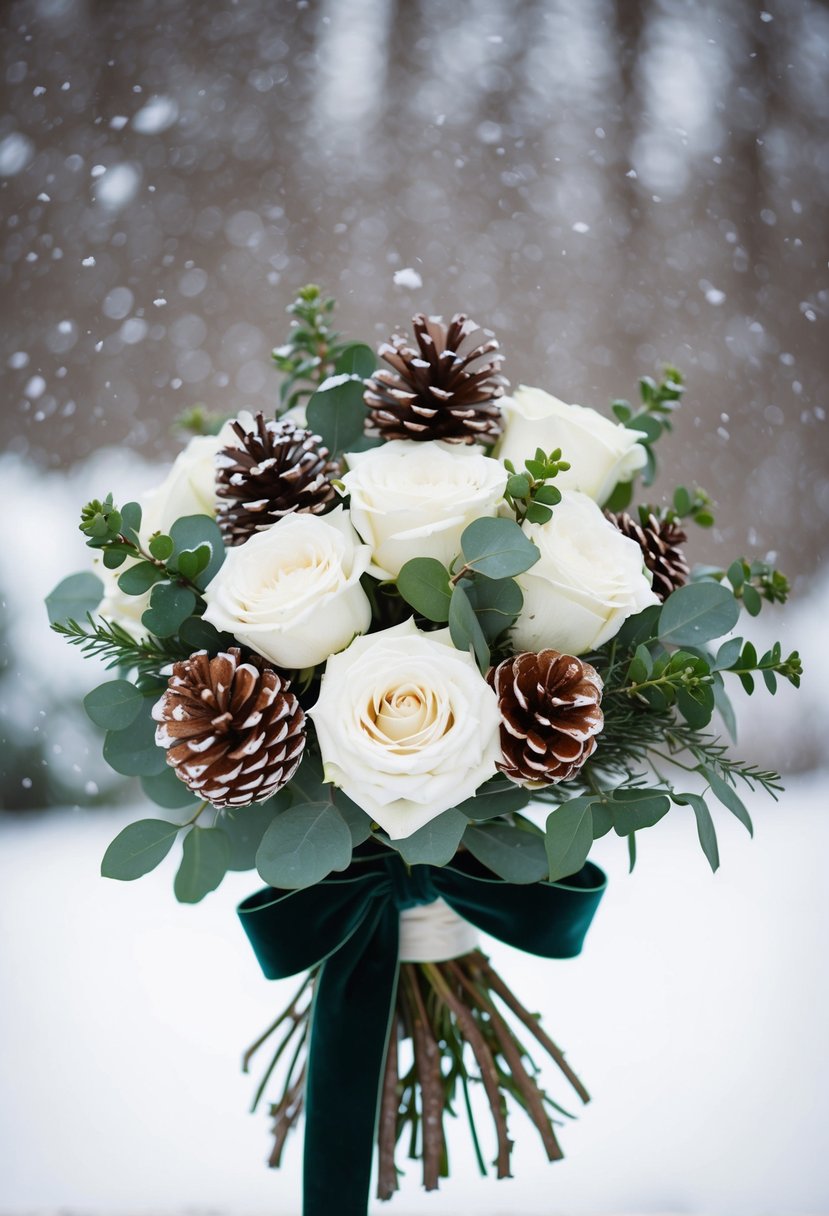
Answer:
448, 581, 490, 669
220, 794, 290, 870
463, 576, 524, 644
623, 645, 715, 728
545, 798, 595, 883
459, 516, 540, 580
271, 285, 353, 410
464, 820, 549, 883
672, 792, 720, 872
51, 615, 190, 675
393, 808, 468, 866
101, 818, 180, 880
102, 701, 168, 777
141, 767, 199, 811
396, 558, 452, 622
658, 582, 740, 647
502, 447, 570, 526
83, 679, 144, 730
695, 558, 790, 616
455, 776, 531, 821
671, 486, 715, 528
721, 638, 802, 694
609, 366, 685, 490
168, 515, 225, 588
306, 373, 370, 458
174, 826, 232, 903
142, 582, 197, 638
45, 572, 103, 625
173, 405, 229, 437
256, 800, 352, 889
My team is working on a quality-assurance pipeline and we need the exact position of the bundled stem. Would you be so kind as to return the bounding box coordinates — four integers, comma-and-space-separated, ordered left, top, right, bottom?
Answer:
244, 950, 589, 1199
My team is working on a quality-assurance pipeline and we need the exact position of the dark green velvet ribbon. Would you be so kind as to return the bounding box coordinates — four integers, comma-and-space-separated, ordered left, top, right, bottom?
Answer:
238, 849, 606, 1216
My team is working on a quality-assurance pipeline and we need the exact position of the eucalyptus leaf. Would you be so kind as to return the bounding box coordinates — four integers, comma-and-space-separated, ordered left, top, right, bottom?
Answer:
45, 571, 103, 625
221, 793, 290, 870
460, 516, 540, 579
101, 818, 180, 880
609, 790, 671, 835
141, 582, 197, 638
464, 821, 549, 884
169, 515, 225, 586
256, 800, 352, 889
117, 561, 164, 596
456, 776, 531, 821
464, 576, 523, 642
84, 680, 144, 730
103, 702, 168, 776
448, 581, 489, 669
545, 797, 594, 883
332, 792, 373, 846
674, 792, 720, 873
120, 501, 143, 540
658, 582, 740, 647
141, 766, 199, 811
334, 342, 376, 378
306, 375, 367, 458
395, 808, 467, 866
397, 558, 452, 622
701, 767, 753, 836
174, 826, 232, 903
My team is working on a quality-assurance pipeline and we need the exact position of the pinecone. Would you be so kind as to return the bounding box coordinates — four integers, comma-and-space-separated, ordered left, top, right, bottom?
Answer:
152, 648, 306, 808
487, 650, 603, 787
216, 413, 339, 546
364, 313, 507, 444
608, 510, 689, 601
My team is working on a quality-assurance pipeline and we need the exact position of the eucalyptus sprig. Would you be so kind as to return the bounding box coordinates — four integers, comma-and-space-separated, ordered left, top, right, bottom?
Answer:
173, 404, 230, 438
502, 447, 571, 526
271, 284, 350, 411
699, 558, 790, 616
605, 366, 685, 508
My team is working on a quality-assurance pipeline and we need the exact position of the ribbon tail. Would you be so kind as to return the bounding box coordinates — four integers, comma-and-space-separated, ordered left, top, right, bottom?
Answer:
302, 900, 400, 1216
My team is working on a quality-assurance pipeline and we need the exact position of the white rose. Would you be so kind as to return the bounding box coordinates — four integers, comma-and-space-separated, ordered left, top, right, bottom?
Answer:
512, 491, 659, 655
141, 421, 237, 538
342, 440, 508, 579
309, 619, 501, 839
498, 386, 647, 505
201, 506, 372, 669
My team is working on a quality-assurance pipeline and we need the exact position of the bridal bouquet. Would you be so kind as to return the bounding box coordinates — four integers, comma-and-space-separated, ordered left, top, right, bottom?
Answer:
47, 286, 801, 1215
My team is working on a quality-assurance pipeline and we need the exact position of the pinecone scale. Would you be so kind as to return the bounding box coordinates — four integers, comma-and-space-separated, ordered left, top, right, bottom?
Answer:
608, 510, 689, 601
153, 648, 306, 808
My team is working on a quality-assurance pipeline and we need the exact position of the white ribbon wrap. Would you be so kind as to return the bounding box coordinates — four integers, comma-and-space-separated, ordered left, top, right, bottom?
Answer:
398, 897, 480, 963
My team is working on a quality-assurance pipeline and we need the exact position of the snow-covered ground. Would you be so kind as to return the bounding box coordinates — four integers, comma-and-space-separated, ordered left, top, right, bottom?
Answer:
1, 772, 828, 1216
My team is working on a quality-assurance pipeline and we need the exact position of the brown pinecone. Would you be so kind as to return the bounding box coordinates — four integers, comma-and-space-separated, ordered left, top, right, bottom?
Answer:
608, 510, 689, 601
216, 413, 339, 546
364, 313, 507, 444
487, 650, 603, 787
152, 648, 306, 808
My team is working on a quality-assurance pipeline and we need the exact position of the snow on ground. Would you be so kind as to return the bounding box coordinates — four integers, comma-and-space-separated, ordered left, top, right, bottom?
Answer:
1, 772, 828, 1215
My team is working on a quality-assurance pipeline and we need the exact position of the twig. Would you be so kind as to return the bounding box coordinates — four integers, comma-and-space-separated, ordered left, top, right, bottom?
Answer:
402, 965, 446, 1190
377, 1018, 401, 1200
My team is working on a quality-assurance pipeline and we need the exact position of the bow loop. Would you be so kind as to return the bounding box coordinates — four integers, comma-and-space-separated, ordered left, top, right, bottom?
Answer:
387, 858, 439, 910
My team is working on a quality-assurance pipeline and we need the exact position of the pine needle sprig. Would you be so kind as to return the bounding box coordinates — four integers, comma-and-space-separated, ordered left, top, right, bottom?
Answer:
51, 616, 190, 674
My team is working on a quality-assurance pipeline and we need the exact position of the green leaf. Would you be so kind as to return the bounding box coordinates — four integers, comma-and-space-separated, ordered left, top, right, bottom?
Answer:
460, 517, 540, 580
455, 775, 531, 821
448, 582, 489, 669
149, 533, 174, 560
169, 515, 225, 587
178, 615, 232, 653
464, 576, 523, 643
545, 797, 594, 883
395, 808, 468, 866
173, 826, 231, 903
174, 544, 212, 581
627, 415, 662, 442
397, 558, 452, 622
101, 818, 180, 880
674, 792, 720, 873
742, 583, 762, 616
332, 792, 373, 847
83, 679, 144, 730
334, 343, 376, 379
255, 800, 352, 889
674, 486, 693, 516
120, 501, 142, 539
712, 677, 738, 742
713, 636, 743, 671
45, 571, 103, 625
103, 702, 168, 776
675, 684, 715, 729
307, 375, 368, 458
141, 767, 199, 810
603, 479, 633, 513
613, 604, 661, 650
220, 793, 289, 870
701, 767, 753, 836
658, 582, 740, 647
608, 790, 671, 835
464, 821, 549, 884
117, 561, 164, 596
141, 582, 197, 638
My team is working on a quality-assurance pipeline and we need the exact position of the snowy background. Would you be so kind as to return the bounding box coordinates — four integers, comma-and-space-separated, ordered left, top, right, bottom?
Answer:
1, 0, 828, 1212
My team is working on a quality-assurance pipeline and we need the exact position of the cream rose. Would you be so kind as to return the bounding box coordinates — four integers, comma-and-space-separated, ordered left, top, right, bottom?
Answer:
309, 619, 501, 838
512, 491, 659, 655
201, 506, 372, 669
498, 386, 647, 505
141, 421, 238, 538
342, 440, 508, 579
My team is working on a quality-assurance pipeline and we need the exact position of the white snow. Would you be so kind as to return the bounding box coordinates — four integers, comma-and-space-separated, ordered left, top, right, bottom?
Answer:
705, 287, 726, 305
393, 266, 423, 289
23, 374, 45, 399
132, 95, 179, 134
8, 351, 29, 369
572, 221, 590, 234
0, 132, 34, 176
94, 162, 141, 210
